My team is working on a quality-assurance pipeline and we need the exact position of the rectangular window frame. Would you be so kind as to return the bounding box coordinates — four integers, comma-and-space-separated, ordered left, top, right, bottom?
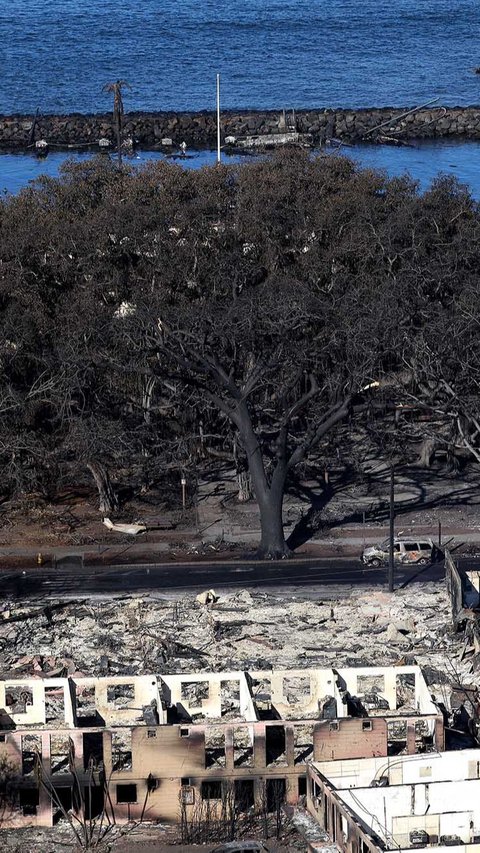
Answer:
116, 783, 137, 805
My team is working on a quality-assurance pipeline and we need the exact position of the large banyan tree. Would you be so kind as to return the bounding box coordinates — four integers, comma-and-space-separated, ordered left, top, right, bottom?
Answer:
0, 151, 479, 557
114, 153, 413, 557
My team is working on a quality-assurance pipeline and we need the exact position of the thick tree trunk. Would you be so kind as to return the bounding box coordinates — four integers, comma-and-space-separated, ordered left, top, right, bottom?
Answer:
256, 486, 291, 559
87, 461, 119, 515
234, 401, 291, 559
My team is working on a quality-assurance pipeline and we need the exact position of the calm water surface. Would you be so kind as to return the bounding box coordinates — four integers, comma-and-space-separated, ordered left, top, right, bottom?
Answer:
2, 140, 480, 196
1, 1, 480, 114
2, 1, 480, 192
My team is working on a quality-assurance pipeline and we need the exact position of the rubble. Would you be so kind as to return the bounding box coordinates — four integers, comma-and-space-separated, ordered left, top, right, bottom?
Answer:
386, 623, 410, 644
0, 581, 474, 719
0, 572, 475, 853
196, 588, 219, 605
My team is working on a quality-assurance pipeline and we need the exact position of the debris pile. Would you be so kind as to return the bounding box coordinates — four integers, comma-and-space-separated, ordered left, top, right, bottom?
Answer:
0, 582, 476, 719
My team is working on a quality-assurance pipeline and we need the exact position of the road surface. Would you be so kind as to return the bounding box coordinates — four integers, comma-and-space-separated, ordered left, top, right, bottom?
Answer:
0, 556, 447, 599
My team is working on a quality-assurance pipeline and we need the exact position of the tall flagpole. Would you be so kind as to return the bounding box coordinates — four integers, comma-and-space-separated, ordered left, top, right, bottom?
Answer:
216, 73, 221, 164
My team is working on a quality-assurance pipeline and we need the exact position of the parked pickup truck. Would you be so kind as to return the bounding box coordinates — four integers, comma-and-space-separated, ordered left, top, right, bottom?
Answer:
361, 537, 438, 568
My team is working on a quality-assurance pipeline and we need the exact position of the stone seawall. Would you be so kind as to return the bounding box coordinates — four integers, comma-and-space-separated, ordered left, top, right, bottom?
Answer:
2, 106, 480, 150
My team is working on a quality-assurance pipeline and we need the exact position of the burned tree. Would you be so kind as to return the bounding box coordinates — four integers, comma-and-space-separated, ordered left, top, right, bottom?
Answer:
102, 79, 131, 166
1, 152, 478, 542
384, 176, 480, 466
87, 462, 119, 515
121, 153, 407, 557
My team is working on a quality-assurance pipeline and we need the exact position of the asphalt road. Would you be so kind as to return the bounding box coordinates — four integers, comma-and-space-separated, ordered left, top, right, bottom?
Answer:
0, 556, 447, 599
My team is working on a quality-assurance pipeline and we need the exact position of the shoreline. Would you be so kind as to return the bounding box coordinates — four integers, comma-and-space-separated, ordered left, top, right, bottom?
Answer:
2, 105, 480, 152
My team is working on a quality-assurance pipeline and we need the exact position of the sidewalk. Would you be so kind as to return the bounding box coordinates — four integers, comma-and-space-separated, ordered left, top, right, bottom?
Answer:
0, 521, 477, 570
2, 462, 480, 569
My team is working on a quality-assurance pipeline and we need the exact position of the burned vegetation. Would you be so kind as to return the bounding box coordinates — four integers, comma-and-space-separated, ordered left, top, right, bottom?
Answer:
1, 153, 480, 556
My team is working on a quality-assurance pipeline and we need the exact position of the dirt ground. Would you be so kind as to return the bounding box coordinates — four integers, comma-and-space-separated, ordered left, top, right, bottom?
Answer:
2, 461, 480, 566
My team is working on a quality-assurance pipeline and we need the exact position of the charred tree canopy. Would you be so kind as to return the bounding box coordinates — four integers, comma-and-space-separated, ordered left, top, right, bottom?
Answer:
0, 153, 479, 556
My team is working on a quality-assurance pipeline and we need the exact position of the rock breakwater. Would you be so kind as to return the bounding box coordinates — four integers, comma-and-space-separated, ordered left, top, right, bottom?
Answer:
2, 106, 480, 151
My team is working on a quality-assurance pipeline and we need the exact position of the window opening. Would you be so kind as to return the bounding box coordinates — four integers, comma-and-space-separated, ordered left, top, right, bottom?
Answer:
387, 720, 407, 756
283, 676, 310, 705
20, 787, 39, 816
45, 685, 65, 725
83, 732, 104, 771
266, 725, 286, 766
50, 735, 70, 774
205, 727, 226, 768
111, 730, 132, 771
233, 726, 254, 767
396, 673, 416, 712
5, 686, 33, 715
22, 734, 41, 775
107, 684, 135, 706
116, 783, 137, 804
180, 681, 209, 709
235, 778, 255, 810
220, 680, 241, 717
266, 778, 286, 813
294, 724, 314, 764
201, 779, 222, 800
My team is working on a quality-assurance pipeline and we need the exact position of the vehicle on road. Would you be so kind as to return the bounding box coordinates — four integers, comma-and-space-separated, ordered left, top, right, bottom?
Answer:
361, 537, 438, 568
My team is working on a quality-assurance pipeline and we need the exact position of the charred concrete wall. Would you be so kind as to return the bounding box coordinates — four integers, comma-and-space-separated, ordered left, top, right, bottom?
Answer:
445, 549, 465, 623
2, 105, 480, 150
307, 764, 382, 853
0, 667, 444, 827
0, 713, 444, 827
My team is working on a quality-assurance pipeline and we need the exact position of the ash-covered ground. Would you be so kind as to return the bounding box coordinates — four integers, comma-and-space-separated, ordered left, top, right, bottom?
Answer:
1, 582, 474, 711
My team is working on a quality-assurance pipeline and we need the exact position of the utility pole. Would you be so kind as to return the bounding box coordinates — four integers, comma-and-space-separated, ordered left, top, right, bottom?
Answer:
216, 73, 221, 164
181, 473, 187, 513
388, 464, 395, 592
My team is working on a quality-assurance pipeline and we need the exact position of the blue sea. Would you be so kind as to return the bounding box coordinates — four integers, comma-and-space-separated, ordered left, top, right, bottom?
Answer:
1, 0, 480, 115
3, 141, 480, 197
2, 0, 480, 195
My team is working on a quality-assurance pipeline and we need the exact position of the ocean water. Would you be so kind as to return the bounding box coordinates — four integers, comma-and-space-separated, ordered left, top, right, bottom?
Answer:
1, 0, 480, 115
3, 140, 480, 197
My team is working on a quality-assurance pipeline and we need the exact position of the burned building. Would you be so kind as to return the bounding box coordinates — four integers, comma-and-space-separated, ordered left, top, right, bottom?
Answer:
446, 550, 480, 671
0, 665, 442, 830
306, 750, 480, 853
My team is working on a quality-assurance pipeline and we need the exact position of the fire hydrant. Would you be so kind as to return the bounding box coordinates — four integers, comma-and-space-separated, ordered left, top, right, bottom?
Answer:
36, 552, 43, 566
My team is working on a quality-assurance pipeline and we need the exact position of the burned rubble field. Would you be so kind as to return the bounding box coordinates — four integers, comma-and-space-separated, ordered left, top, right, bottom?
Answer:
0, 584, 472, 709
0, 584, 474, 852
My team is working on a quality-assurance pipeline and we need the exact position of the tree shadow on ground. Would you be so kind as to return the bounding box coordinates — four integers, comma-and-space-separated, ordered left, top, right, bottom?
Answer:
286, 477, 335, 551
287, 464, 480, 552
